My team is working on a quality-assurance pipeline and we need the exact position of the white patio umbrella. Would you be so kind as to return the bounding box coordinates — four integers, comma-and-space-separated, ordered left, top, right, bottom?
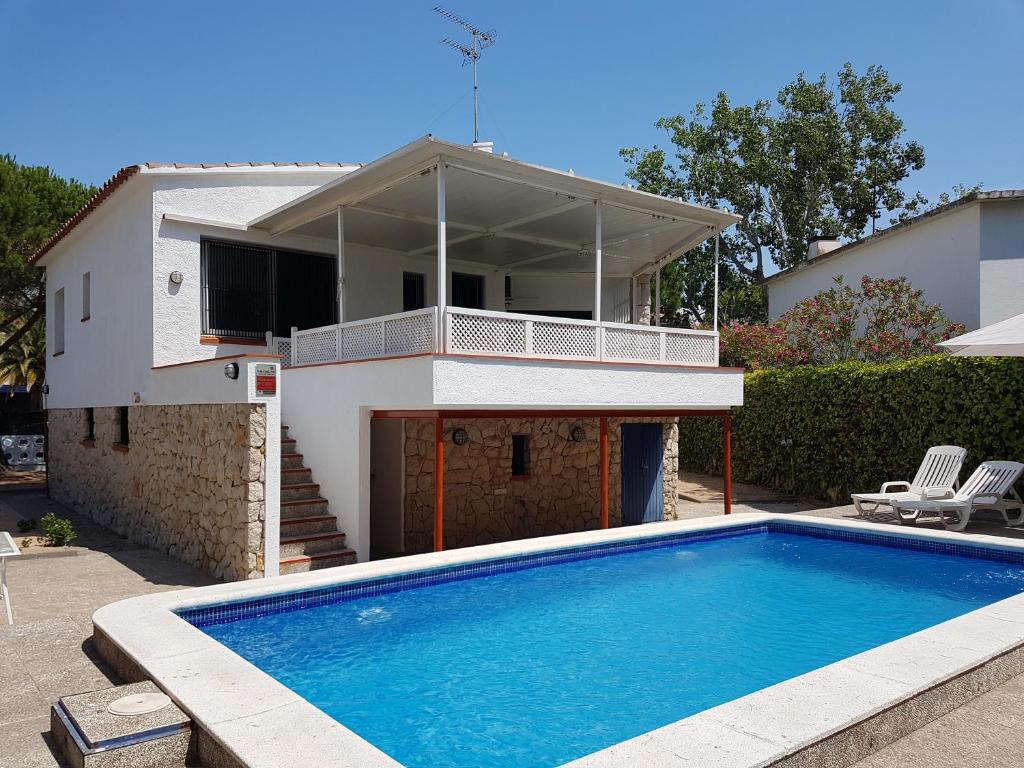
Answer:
939, 312, 1024, 357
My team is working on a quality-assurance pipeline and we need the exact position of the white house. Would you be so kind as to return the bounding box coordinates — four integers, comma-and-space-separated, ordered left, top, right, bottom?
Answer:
34, 136, 744, 581
765, 190, 1024, 329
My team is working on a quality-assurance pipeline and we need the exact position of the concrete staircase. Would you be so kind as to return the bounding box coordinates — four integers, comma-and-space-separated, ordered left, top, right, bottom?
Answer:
279, 425, 356, 575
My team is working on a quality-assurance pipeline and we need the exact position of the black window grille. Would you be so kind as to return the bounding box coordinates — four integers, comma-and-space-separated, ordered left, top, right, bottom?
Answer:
452, 272, 485, 310
201, 239, 337, 339
118, 407, 129, 446
85, 408, 95, 441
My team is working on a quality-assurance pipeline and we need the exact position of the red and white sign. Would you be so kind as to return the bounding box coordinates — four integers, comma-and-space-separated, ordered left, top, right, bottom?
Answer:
254, 364, 277, 397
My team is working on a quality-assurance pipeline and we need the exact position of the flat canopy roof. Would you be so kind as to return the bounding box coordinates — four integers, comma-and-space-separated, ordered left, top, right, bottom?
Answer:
250, 136, 740, 276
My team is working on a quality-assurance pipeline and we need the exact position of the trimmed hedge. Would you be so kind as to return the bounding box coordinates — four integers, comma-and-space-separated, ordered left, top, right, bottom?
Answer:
680, 355, 1024, 503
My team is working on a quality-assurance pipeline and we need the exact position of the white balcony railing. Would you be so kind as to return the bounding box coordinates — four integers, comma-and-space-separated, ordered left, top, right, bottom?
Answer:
281, 306, 718, 368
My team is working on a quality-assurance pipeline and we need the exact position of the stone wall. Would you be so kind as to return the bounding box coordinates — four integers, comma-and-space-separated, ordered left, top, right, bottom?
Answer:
47, 404, 267, 581
403, 417, 678, 553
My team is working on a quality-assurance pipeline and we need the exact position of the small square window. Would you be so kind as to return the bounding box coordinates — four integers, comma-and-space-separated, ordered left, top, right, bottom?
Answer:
82, 272, 91, 320
512, 435, 530, 477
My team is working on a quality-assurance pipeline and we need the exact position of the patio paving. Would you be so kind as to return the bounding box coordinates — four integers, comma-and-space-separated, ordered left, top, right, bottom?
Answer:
0, 489, 214, 768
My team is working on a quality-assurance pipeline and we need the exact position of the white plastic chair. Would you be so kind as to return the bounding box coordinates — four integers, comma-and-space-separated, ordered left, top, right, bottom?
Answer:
892, 461, 1024, 531
851, 446, 966, 522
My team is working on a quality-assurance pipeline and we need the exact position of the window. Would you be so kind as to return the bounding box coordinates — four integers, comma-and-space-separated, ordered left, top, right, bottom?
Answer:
201, 239, 337, 339
117, 407, 129, 446
403, 272, 426, 311
82, 272, 91, 320
452, 272, 485, 310
53, 288, 65, 354
84, 408, 95, 441
512, 435, 530, 477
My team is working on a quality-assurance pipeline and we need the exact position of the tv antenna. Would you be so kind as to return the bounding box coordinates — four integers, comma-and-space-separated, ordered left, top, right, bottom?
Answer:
434, 6, 497, 144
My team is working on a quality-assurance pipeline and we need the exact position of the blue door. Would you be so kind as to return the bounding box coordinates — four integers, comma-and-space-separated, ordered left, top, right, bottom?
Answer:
621, 423, 664, 525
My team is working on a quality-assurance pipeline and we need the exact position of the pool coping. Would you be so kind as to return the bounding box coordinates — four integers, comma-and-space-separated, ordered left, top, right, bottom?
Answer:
92, 512, 1024, 768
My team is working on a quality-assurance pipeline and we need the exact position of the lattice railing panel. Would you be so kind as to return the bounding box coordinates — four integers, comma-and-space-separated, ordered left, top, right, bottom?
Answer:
341, 321, 384, 360
272, 338, 293, 368
603, 326, 661, 361
531, 321, 598, 359
294, 326, 338, 366
448, 312, 526, 355
384, 311, 436, 356
665, 333, 717, 366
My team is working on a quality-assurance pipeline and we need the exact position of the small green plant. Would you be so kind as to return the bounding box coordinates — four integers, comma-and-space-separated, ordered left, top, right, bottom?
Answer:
40, 512, 76, 547
16, 517, 37, 533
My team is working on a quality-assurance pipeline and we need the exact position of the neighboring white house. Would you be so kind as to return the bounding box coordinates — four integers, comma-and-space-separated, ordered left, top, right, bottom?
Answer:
34, 136, 744, 581
764, 190, 1024, 329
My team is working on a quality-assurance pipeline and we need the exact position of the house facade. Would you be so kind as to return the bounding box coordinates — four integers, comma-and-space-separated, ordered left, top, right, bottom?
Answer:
36, 137, 743, 581
765, 191, 1024, 330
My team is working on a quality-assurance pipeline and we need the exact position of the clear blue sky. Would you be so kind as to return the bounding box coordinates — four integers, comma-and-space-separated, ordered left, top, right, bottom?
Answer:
3, 0, 1022, 204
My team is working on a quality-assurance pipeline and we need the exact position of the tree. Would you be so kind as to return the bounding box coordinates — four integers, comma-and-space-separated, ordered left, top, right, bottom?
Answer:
0, 155, 94, 361
892, 183, 983, 225
719, 275, 965, 369
0, 321, 46, 410
623, 64, 926, 323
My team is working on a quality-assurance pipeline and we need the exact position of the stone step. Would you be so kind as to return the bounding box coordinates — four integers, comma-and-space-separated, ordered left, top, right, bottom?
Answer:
281, 452, 305, 470
281, 482, 321, 502
279, 514, 337, 537
281, 466, 312, 484
280, 497, 329, 519
280, 531, 348, 558
50, 682, 191, 768
280, 547, 358, 575
281, 437, 298, 454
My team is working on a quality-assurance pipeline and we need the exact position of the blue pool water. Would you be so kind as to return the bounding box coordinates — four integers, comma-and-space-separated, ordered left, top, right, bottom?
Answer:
192, 526, 1024, 767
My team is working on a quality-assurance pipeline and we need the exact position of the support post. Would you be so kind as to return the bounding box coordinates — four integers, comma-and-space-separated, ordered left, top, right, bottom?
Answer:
594, 202, 603, 323
723, 412, 732, 515
655, 267, 661, 327
434, 417, 444, 551
600, 416, 609, 529
713, 233, 720, 332
436, 163, 447, 352
336, 206, 346, 323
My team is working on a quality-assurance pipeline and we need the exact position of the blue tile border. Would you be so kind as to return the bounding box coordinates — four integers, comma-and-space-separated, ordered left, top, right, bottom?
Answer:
179, 521, 1024, 629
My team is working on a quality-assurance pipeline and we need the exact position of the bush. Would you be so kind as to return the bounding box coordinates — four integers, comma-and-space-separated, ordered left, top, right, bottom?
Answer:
680, 355, 1024, 503
40, 512, 76, 547
16, 517, 36, 532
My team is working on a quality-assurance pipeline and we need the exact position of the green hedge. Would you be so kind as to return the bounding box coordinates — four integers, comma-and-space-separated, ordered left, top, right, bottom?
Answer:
680, 355, 1024, 503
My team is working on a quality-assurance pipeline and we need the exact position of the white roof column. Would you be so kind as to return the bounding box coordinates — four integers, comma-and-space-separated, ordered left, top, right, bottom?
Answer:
655, 267, 661, 327
594, 201, 603, 323
336, 206, 346, 323
436, 162, 447, 352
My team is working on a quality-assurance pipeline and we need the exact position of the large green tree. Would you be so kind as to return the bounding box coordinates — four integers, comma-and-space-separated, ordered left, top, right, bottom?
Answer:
0, 155, 94, 363
623, 64, 926, 324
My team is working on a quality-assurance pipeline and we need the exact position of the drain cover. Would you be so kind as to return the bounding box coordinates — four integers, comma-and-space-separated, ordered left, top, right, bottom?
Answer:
107, 692, 172, 716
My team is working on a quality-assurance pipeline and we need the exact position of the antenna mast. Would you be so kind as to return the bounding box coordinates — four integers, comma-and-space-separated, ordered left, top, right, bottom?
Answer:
434, 6, 497, 144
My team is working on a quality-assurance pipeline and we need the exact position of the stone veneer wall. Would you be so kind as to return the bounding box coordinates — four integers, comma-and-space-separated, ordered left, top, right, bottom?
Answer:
47, 404, 267, 581
403, 417, 678, 553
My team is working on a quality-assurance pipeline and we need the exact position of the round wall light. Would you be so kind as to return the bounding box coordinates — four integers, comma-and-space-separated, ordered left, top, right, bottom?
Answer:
169, 270, 184, 285
224, 362, 240, 380
452, 427, 470, 446
570, 426, 586, 443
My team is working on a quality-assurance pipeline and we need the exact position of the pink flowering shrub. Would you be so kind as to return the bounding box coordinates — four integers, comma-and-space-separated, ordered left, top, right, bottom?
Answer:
719, 275, 964, 369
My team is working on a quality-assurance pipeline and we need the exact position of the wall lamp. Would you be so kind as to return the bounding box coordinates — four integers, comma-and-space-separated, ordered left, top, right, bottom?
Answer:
452, 427, 470, 446
224, 362, 240, 380
169, 271, 184, 285
570, 426, 586, 443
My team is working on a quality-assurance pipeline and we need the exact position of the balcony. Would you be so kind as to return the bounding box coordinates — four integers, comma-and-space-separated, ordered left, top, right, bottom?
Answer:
273, 307, 719, 369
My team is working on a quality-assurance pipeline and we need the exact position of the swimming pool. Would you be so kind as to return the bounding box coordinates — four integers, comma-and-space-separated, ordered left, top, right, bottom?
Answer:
177, 520, 1024, 768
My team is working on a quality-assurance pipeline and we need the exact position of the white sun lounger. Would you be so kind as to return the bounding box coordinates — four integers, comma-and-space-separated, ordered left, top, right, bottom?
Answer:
851, 445, 966, 522
892, 460, 1024, 531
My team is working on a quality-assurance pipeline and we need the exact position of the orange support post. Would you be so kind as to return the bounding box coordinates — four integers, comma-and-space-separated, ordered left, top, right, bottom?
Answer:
600, 416, 609, 528
723, 412, 732, 515
434, 417, 444, 551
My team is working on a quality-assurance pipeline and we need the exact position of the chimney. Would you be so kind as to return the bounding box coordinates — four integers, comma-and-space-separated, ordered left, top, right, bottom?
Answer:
807, 236, 842, 261
470, 141, 494, 153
